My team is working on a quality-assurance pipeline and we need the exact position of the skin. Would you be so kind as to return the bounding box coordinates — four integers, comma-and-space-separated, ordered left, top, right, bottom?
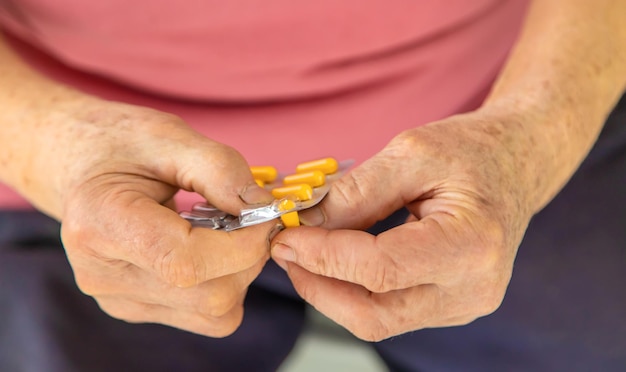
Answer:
0, 36, 277, 338
271, 0, 626, 341
0, 0, 624, 342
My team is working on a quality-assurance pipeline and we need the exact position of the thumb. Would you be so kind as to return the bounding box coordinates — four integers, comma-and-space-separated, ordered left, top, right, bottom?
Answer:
155, 135, 273, 215
300, 151, 419, 230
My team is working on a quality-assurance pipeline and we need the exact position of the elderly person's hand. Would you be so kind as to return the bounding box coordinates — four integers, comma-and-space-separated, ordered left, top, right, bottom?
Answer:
270, 0, 626, 341
1, 35, 275, 337
57, 100, 277, 337
1, 66, 275, 336
270, 106, 568, 341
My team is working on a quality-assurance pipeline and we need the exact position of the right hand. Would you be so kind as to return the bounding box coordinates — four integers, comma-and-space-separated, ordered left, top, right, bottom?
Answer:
27, 96, 275, 337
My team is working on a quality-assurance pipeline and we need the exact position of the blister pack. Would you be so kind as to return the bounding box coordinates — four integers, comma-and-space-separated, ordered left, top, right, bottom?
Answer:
180, 157, 352, 231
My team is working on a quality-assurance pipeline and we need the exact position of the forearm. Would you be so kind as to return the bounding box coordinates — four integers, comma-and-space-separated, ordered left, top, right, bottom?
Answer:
0, 34, 98, 216
483, 0, 626, 213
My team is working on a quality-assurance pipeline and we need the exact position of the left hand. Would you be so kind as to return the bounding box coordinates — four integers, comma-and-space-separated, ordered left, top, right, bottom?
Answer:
271, 107, 540, 341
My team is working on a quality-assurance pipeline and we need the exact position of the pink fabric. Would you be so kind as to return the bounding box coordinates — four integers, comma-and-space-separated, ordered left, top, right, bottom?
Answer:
0, 0, 529, 210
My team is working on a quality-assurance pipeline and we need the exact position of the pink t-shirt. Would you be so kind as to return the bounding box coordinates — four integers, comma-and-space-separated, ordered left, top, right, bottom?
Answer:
0, 0, 529, 210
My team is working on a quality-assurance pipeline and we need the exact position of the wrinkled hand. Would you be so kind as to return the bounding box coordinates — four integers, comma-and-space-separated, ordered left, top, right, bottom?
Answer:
42, 99, 275, 337
271, 108, 538, 341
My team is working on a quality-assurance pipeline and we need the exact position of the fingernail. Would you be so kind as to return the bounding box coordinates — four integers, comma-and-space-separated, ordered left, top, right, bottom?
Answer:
299, 207, 325, 227
240, 183, 274, 205
271, 243, 296, 263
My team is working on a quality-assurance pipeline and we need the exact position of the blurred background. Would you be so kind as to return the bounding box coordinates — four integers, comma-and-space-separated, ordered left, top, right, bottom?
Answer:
278, 306, 388, 372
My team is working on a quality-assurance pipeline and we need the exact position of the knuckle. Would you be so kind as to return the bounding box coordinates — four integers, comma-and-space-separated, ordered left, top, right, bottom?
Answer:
478, 286, 506, 316
316, 243, 339, 278
204, 293, 240, 318
73, 271, 101, 296
479, 220, 507, 254
387, 129, 429, 159
72, 259, 131, 296
295, 281, 317, 305
332, 172, 368, 211
468, 244, 501, 275
389, 129, 418, 152
206, 307, 244, 338
350, 318, 393, 342
341, 304, 394, 342
60, 215, 91, 251
462, 223, 507, 275
157, 249, 202, 288
363, 255, 400, 293
97, 300, 142, 323
460, 280, 506, 320
212, 144, 247, 170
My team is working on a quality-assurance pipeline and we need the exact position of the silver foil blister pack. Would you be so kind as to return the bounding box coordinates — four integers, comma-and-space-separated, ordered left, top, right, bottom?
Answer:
180, 158, 352, 231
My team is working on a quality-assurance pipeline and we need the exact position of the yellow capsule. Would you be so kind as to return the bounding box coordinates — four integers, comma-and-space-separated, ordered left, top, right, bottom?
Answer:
278, 199, 296, 212
280, 211, 300, 228
296, 157, 339, 175
254, 179, 265, 188
250, 166, 278, 182
278, 199, 300, 228
271, 184, 313, 201
283, 170, 326, 187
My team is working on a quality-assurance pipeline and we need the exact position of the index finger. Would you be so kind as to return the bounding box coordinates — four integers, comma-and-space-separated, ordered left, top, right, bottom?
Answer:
271, 217, 454, 293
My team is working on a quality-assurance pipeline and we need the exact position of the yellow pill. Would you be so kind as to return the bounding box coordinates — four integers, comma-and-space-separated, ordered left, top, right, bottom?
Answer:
280, 211, 300, 228
278, 199, 296, 212
278, 199, 300, 227
250, 166, 278, 182
283, 170, 326, 187
254, 179, 265, 188
296, 157, 339, 175
271, 184, 313, 201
